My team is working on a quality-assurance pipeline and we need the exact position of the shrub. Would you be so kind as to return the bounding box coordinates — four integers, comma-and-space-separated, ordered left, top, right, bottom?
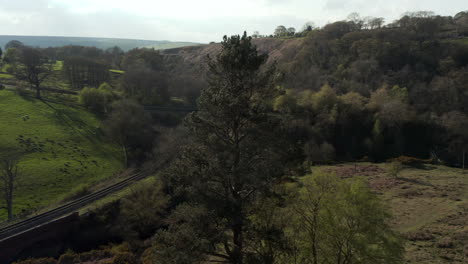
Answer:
15, 81, 29, 95
437, 237, 455, 248
13, 258, 57, 264
78, 249, 112, 262
109, 243, 136, 264
5, 64, 15, 74
61, 184, 90, 202
57, 251, 76, 264
405, 230, 434, 241
79, 87, 108, 113
57, 249, 114, 264
320, 142, 336, 163
387, 161, 403, 179
112, 253, 136, 264
304, 140, 336, 164
109, 242, 133, 255
389, 156, 432, 166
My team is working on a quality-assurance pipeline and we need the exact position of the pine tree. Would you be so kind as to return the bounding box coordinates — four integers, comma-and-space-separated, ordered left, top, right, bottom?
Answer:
154, 32, 283, 264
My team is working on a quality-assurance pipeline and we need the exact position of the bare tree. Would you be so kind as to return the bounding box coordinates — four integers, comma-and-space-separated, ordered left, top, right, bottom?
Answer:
406, 11, 436, 18
17, 47, 54, 98
369, 17, 385, 29
0, 156, 21, 220
252, 31, 260, 38
348, 12, 364, 30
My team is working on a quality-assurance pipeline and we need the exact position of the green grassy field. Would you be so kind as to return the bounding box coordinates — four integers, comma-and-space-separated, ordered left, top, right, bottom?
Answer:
444, 37, 468, 46
109, 69, 125, 74
313, 163, 468, 264
0, 73, 14, 79
0, 90, 123, 220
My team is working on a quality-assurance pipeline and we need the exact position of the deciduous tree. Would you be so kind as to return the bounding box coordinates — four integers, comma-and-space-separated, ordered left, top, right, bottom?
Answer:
16, 47, 54, 98
0, 150, 23, 220
274, 25, 287, 37
103, 100, 154, 167
286, 171, 404, 264
5, 40, 24, 50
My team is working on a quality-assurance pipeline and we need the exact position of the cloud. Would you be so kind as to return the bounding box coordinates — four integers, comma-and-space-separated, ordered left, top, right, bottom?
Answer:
325, 0, 349, 10
0, 0, 466, 42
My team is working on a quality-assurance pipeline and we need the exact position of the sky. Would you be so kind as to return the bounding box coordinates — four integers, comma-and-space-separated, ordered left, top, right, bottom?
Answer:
0, 0, 466, 43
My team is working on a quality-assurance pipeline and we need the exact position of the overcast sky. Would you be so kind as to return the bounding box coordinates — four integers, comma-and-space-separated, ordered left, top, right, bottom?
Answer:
0, 0, 466, 43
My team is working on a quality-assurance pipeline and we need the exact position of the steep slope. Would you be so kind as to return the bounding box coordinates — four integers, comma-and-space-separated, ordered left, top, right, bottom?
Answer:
161, 37, 305, 72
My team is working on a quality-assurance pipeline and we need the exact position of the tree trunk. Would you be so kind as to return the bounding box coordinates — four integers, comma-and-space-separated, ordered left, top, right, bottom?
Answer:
7, 193, 13, 220
35, 85, 41, 99
232, 203, 244, 264
2, 161, 15, 221
231, 133, 244, 264
122, 144, 128, 168
8, 165, 15, 220
312, 213, 318, 264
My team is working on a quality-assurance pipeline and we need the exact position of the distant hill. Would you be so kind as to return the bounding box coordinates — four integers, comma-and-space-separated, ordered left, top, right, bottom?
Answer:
0, 35, 200, 51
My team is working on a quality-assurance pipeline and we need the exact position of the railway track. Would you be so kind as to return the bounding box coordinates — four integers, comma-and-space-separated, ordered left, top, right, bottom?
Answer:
0, 170, 148, 242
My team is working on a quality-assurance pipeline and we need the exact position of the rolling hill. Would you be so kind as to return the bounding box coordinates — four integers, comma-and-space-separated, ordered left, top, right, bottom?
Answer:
0, 35, 200, 51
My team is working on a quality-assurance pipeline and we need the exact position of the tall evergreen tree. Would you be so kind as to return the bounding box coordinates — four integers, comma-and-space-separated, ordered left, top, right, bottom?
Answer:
154, 32, 283, 264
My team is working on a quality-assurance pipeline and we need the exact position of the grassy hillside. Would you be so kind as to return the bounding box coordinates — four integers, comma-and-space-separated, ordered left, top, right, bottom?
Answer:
0, 90, 123, 220
0, 35, 200, 51
314, 163, 468, 264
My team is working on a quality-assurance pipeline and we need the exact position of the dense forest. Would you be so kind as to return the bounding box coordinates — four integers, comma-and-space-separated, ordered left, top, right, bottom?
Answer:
272, 11, 468, 168
153, 10, 468, 169
2, 9, 468, 264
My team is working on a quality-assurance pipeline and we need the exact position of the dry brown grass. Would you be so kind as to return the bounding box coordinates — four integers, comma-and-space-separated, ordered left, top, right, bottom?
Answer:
316, 163, 468, 264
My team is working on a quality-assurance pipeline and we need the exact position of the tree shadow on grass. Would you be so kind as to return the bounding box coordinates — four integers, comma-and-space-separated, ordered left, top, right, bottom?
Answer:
398, 176, 435, 187
40, 100, 122, 161
407, 163, 438, 171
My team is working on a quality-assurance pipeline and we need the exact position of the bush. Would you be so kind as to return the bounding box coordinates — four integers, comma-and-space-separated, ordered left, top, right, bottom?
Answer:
437, 237, 455, 248
405, 230, 434, 241
15, 81, 29, 95
61, 184, 90, 202
79, 87, 109, 113
13, 258, 57, 264
78, 249, 112, 262
112, 253, 136, 264
304, 140, 336, 164
109, 243, 136, 264
5, 64, 15, 74
387, 161, 403, 179
99, 82, 120, 101
57, 252, 76, 264
57, 249, 113, 264
389, 156, 432, 166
